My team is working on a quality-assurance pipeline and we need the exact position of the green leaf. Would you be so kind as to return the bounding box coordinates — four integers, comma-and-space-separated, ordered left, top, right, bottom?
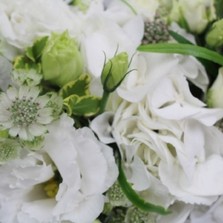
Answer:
215, 0, 223, 18
59, 74, 90, 98
169, 30, 193, 44
138, 43, 223, 66
13, 55, 42, 72
25, 36, 48, 62
25, 47, 35, 62
111, 144, 171, 215
63, 95, 100, 117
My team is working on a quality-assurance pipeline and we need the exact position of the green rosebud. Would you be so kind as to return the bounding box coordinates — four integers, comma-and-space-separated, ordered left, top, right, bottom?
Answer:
41, 31, 83, 87
206, 67, 223, 107
101, 52, 129, 92
206, 19, 223, 48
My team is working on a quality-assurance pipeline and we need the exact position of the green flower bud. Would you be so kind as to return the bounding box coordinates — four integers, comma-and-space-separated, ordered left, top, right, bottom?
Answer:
169, 0, 216, 34
206, 19, 223, 48
101, 52, 129, 92
41, 31, 83, 87
206, 67, 223, 108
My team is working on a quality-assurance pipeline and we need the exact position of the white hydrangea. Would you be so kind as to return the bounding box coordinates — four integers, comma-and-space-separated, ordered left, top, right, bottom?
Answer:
41, 114, 118, 223
90, 51, 223, 222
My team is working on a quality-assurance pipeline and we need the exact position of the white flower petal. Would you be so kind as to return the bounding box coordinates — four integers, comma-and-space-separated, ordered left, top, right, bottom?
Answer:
28, 124, 47, 136
90, 112, 115, 144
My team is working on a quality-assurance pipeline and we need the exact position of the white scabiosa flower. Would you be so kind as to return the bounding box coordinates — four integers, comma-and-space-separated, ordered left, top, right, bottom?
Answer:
0, 86, 54, 141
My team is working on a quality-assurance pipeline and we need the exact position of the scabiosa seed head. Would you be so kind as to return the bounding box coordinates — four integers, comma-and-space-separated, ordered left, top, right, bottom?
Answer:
125, 206, 157, 223
107, 181, 130, 207
142, 15, 170, 45
0, 138, 20, 163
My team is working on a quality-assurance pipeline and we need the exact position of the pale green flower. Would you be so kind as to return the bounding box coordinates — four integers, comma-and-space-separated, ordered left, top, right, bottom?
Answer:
41, 31, 83, 87
0, 86, 54, 141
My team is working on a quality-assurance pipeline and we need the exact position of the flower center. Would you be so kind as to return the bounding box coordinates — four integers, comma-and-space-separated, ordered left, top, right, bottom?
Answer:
9, 97, 39, 126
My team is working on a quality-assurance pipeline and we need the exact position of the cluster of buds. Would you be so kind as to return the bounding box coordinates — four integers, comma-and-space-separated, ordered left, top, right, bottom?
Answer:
142, 15, 169, 45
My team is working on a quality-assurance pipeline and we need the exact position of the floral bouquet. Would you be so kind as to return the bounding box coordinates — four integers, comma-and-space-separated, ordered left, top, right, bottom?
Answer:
1, 0, 223, 222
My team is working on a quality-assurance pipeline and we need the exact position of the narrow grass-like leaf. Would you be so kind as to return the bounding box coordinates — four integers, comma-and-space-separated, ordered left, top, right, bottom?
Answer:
169, 30, 193, 44
138, 43, 223, 66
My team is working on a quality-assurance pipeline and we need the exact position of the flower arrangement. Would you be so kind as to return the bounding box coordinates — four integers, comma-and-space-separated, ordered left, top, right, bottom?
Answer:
0, 0, 223, 222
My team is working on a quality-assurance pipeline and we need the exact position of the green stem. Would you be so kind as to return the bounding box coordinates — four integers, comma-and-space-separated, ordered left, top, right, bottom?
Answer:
99, 91, 110, 114
138, 43, 223, 66
110, 143, 171, 215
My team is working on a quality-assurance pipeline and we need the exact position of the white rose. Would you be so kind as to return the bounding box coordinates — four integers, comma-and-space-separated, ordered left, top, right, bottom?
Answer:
0, 0, 80, 50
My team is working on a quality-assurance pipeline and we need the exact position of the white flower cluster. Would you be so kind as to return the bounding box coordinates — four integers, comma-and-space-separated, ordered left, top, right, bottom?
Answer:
0, 0, 223, 223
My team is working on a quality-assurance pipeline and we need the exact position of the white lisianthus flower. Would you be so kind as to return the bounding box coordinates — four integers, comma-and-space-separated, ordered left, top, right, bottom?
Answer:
41, 114, 117, 223
0, 151, 54, 223
0, 0, 81, 50
0, 86, 54, 140
0, 114, 118, 223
